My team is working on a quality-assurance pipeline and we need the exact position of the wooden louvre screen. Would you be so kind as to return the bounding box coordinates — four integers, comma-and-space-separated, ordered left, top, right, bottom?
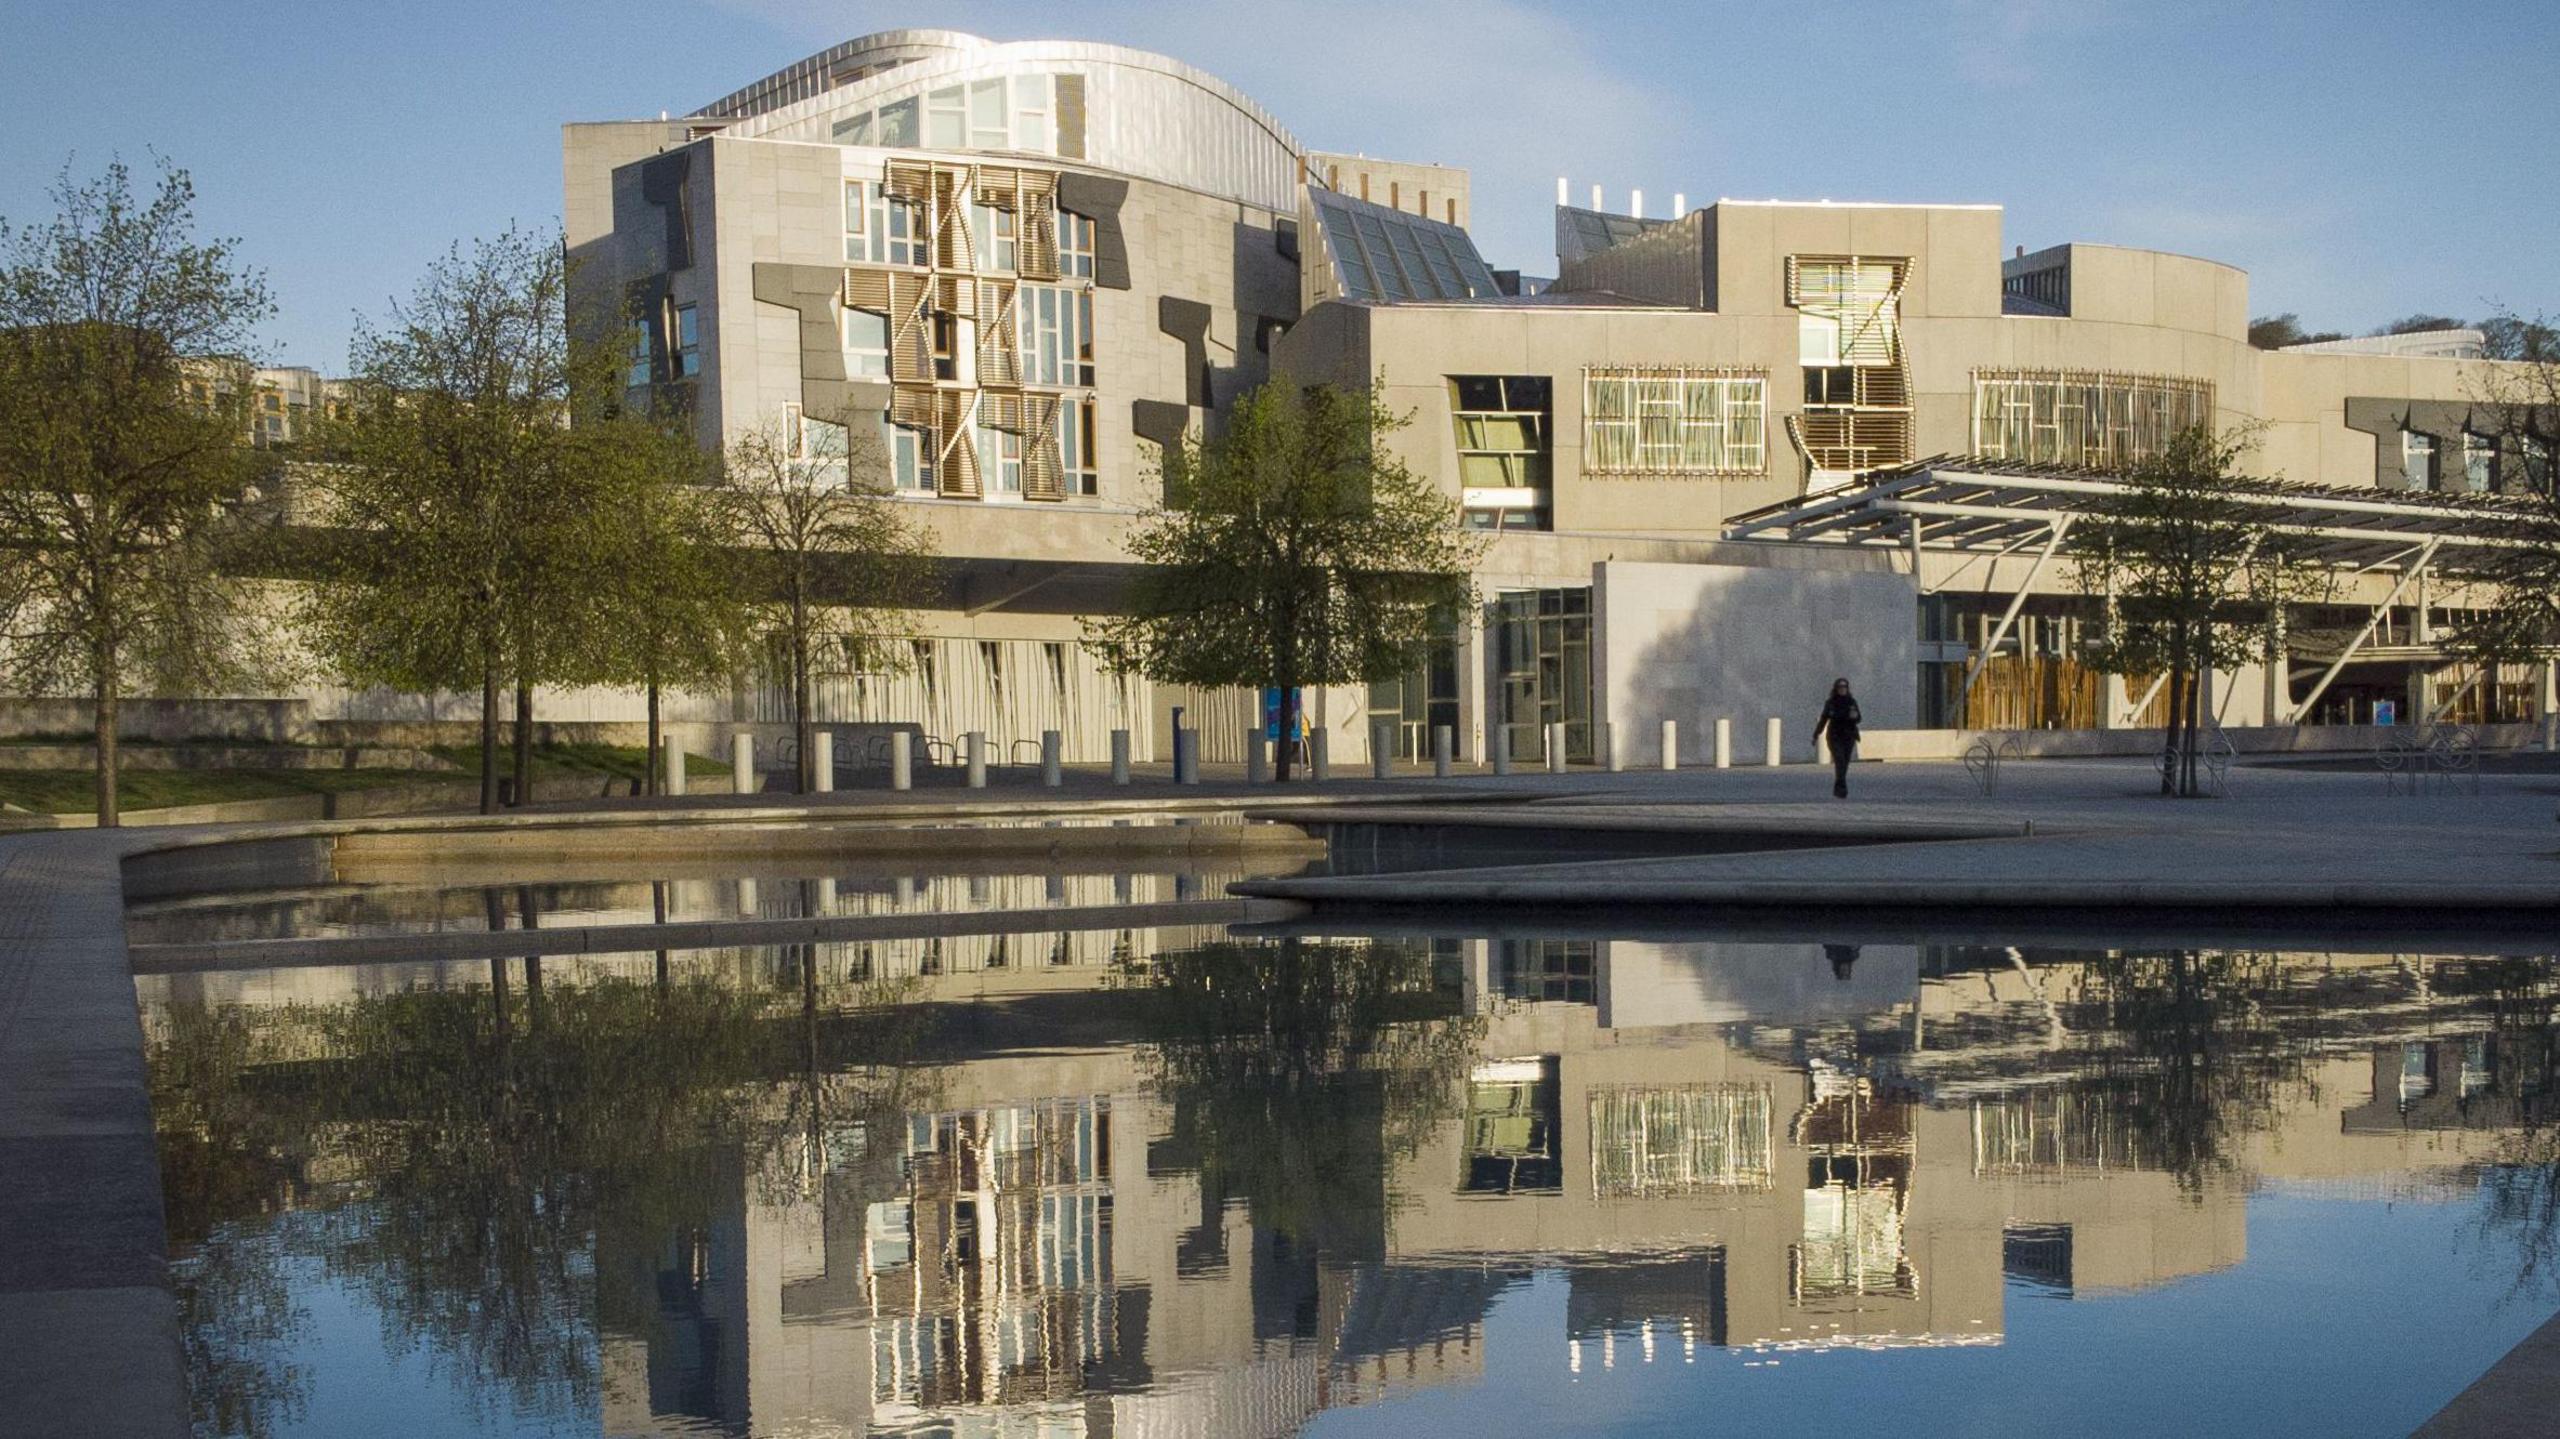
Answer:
1019, 394, 1065, 500
976, 278, 1020, 386
933, 389, 979, 498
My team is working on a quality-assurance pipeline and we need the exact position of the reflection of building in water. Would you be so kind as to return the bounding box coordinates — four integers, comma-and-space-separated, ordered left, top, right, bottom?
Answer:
559, 937, 2560, 1429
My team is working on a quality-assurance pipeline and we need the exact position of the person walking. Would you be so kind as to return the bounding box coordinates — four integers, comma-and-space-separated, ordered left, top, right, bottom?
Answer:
1812, 677, 1862, 799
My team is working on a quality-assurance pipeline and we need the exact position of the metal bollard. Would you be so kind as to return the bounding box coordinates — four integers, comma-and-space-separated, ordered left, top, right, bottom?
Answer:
965, 730, 986, 788
1110, 728, 1131, 785
1434, 724, 1453, 778
813, 731, 834, 793
1041, 729, 1062, 787
816, 876, 837, 913
737, 877, 758, 916
663, 735, 685, 797
2546, 713, 2558, 752
890, 731, 912, 790
1659, 719, 1677, 771
1493, 735, 1512, 776
1172, 728, 1198, 785
1765, 716, 1784, 767
732, 733, 755, 795
1372, 722, 1393, 780
1311, 727, 1331, 782
1246, 729, 1269, 784
1715, 717, 1732, 769
1602, 722, 1622, 773
1546, 721, 1567, 774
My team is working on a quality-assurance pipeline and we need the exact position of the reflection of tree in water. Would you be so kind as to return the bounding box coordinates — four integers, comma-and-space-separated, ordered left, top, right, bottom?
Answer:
2445, 956, 2560, 1298
148, 960, 940, 1438
2065, 949, 2309, 1194
1129, 938, 1480, 1246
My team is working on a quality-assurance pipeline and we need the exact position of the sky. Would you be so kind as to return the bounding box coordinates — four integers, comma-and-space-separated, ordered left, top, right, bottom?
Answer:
4, 0, 2552, 370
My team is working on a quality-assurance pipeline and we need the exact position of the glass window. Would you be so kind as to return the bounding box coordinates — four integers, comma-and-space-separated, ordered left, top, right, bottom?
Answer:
1969, 371, 2212, 468
887, 421, 934, 492
1015, 282, 1092, 388
1582, 369, 1765, 476
1059, 397, 1098, 495
845, 181, 920, 265
977, 422, 1022, 494
924, 85, 965, 149
626, 321, 652, 387
672, 304, 700, 378
968, 79, 1009, 149
2462, 433, 2495, 493
875, 97, 919, 148
1012, 74, 1053, 152
832, 111, 874, 147
1058, 209, 1096, 278
2526, 435, 2554, 492
2403, 430, 2437, 489
971, 201, 1016, 271
844, 308, 889, 379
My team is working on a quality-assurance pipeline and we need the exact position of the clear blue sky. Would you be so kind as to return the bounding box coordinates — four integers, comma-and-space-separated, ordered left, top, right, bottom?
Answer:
5, 0, 2551, 369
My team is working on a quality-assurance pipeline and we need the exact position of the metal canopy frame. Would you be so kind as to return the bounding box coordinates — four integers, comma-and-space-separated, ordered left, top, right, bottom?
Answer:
1731, 456, 2551, 725
1727, 455, 2541, 570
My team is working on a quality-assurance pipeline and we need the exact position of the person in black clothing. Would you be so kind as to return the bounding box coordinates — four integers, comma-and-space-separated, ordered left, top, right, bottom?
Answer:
1812, 677, 1861, 798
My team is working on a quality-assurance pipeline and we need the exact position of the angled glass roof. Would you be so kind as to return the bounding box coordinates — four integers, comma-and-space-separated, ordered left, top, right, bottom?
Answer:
1311, 189, 1502, 303
1554, 205, 1671, 265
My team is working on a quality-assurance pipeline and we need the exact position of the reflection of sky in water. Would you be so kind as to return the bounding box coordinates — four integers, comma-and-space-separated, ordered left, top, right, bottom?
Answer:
149, 938, 2560, 1438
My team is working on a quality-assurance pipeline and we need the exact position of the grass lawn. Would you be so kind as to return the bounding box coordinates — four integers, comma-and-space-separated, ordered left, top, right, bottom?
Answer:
427, 741, 728, 783
0, 767, 458, 815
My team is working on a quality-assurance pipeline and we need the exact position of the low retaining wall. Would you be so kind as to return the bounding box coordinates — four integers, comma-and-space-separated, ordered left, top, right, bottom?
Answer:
1855, 721, 2543, 763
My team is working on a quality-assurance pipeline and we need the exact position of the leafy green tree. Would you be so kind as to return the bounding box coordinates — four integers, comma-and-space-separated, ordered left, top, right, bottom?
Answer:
2447, 317, 2560, 679
303, 228, 619, 813
720, 416, 934, 793
2069, 425, 2311, 796
0, 158, 278, 824
1090, 381, 1479, 780
591, 417, 743, 793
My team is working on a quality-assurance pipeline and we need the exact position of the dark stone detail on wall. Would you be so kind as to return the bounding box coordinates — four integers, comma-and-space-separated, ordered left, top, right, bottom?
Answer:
1057, 173, 1131, 290
1254, 315, 1288, 354
1159, 298, 1214, 408
639, 152, 694, 271
1132, 399, 1190, 455
752, 261, 871, 427
2343, 396, 2552, 492
1275, 219, 1300, 263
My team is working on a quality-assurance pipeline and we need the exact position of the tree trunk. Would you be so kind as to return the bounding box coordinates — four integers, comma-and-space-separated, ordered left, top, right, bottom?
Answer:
1272, 607, 1298, 783
92, 666, 120, 829
2159, 650, 2186, 797
512, 678, 533, 807
791, 597, 813, 794
479, 660, 500, 815
645, 680, 662, 797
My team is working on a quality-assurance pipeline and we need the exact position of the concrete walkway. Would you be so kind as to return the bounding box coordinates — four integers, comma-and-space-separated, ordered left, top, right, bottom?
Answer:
1235, 755, 2560, 915
0, 832, 189, 1439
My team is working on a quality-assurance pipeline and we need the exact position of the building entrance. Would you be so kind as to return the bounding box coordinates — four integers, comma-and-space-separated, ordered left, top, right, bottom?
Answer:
1492, 587, 1592, 763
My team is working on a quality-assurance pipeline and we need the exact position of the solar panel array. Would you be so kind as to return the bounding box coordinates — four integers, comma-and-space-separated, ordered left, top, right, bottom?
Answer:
1311, 189, 1504, 303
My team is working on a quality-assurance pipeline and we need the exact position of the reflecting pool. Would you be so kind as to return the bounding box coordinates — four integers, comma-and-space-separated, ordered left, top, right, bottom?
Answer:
142, 933, 2560, 1436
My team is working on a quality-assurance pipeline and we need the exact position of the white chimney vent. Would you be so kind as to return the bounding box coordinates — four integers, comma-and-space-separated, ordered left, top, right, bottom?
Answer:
1631, 189, 1643, 219
1590, 183, 1602, 210
1557, 176, 1569, 206
1673, 192, 1687, 216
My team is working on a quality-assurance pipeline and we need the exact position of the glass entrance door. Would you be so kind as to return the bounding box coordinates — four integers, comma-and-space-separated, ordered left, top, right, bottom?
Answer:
1492, 588, 1592, 763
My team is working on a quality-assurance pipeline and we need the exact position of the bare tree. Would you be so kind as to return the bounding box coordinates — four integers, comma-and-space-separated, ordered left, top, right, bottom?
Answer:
720, 416, 933, 793
0, 158, 277, 824
2446, 314, 2560, 677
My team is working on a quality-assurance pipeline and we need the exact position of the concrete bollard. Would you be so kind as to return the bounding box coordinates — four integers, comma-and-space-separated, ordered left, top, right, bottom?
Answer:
816, 877, 837, 913
890, 731, 912, 790
1372, 722, 1394, 780
1602, 722, 1622, 773
813, 731, 834, 793
1715, 717, 1732, 769
1246, 729, 1270, 784
1172, 728, 1198, 785
1434, 724, 1453, 778
965, 731, 987, 788
1041, 729, 1062, 787
1110, 728, 1131, 785
2546, 713, 2558, 752
1311, 727, 1331, 782
1765, 716, 1783, 767
1546, 721, 1567, 773
737, 877, 758, 916
1493, 735, 1512, 776
732, 733, 755, 795
663, 735, 685, 797
1659, 719, 1677, 771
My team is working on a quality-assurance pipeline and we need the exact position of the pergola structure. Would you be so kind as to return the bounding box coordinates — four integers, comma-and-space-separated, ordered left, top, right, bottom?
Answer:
1724, 456, 2551, 724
